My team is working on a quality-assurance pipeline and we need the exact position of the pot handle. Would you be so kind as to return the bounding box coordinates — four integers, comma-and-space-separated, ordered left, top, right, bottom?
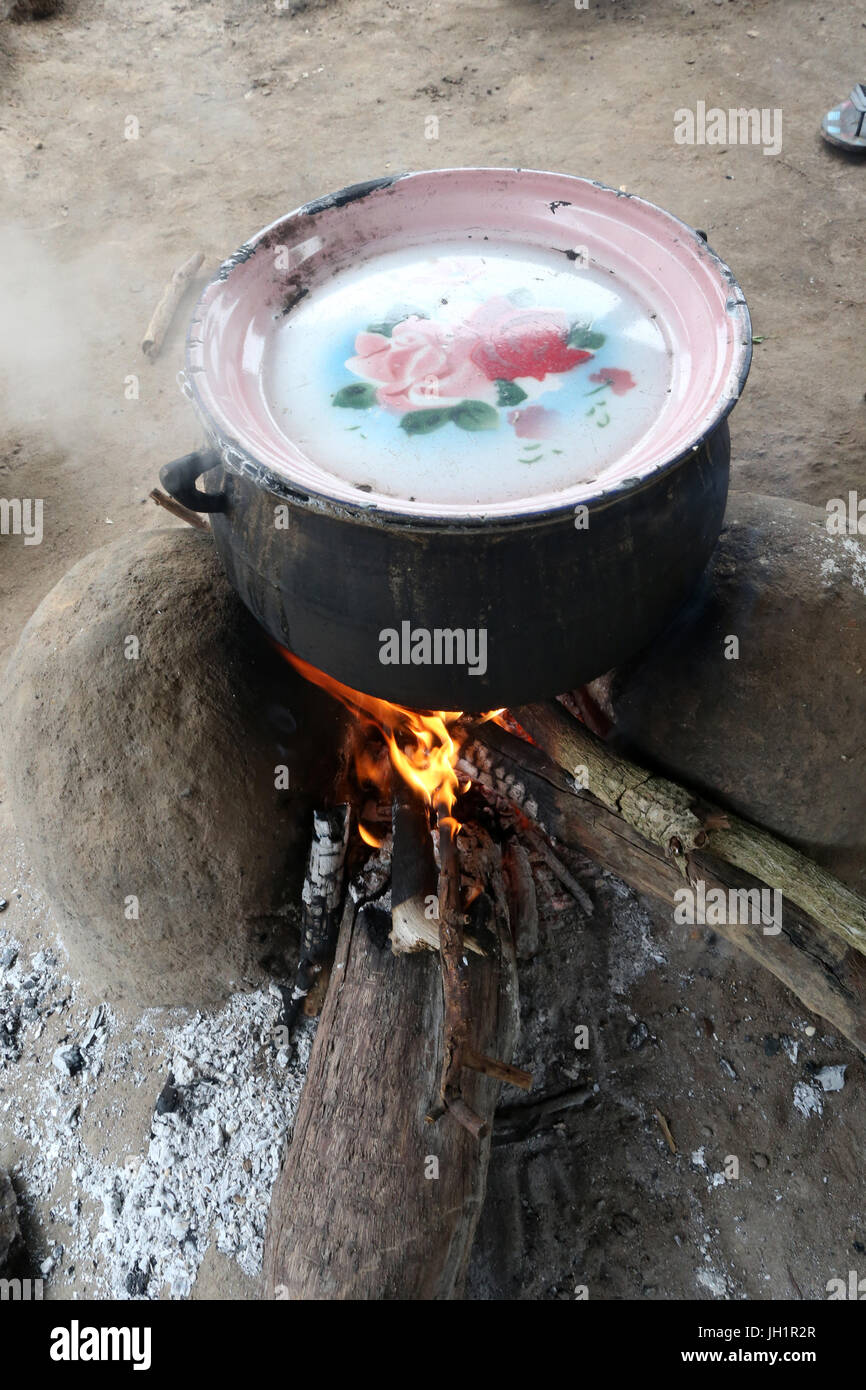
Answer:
159, 449, 226, 513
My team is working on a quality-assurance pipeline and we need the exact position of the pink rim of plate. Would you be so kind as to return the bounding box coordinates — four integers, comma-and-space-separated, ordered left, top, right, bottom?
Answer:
185, 169, 752, 523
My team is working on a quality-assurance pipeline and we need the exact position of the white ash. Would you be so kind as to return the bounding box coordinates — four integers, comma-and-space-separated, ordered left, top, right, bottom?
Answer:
793, 1079, 824, 1119
780, 1035, 799, 1065
605, 878, 666, 996
1, 924, 312, 1299
696, 1266, 729, 1298
836, 536, 866, 598
814, 1064, 846, 1093
1, 941, 74, 1067
88, 996, 313, 1299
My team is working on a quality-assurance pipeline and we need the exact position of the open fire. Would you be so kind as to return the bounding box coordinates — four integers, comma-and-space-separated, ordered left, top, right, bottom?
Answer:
273, 644, 534, 1146
281, 649, 503, 847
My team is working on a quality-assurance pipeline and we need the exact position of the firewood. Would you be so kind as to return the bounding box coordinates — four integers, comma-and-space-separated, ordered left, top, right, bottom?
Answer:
471, 723, 866, 1058
141, 250, 204, 361
455, 742, 592, 916
518, 701, 710, 855
390, 782, 440, 953
503, 839, 539, 960
516, 700, 866, 957
513, 815, 594, 915
278, 805, 350, 1034
389, 785, 484, 956
148, 487, 209, 531
263, 867, 520, 1300
434, 810, 479, 1133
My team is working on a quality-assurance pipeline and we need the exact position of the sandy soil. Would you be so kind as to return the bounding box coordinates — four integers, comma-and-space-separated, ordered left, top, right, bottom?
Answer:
1, 0, 865, 1300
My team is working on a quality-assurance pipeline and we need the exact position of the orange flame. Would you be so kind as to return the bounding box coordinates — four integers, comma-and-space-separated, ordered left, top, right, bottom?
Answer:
358, 823, 384, 849
282, 650, 502, 844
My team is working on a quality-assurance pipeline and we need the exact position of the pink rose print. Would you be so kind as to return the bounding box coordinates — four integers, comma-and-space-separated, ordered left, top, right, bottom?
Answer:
346, 317, 492, 413
507, 405, 561, 439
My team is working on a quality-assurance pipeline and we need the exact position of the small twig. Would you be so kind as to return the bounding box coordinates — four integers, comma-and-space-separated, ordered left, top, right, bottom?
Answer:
518, 818, 594, 916
654, 1108, 677, 1154
142, 250, 205, 361
444, 1095, 488, 1141
503, 839, 539, 960
437, 811, 473, 1103
493, 1085, 595, 1144
149, 487, 209, 531
462, 1046, 532, 1091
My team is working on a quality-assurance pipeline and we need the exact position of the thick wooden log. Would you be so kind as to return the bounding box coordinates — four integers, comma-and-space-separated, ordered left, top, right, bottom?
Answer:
471, 724, 866, 1057
263, 861, 519, 1300
516, 701, 866, 956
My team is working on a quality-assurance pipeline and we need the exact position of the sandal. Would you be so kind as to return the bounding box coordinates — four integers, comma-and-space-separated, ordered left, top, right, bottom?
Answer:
822, 84, 866, 151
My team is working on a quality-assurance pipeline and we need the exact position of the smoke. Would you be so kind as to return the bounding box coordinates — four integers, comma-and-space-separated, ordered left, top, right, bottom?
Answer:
0, 224, 132, 452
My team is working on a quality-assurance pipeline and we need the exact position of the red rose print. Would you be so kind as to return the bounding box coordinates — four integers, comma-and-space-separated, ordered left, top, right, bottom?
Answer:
588, 367, 636, 395
468, 297, 593, 382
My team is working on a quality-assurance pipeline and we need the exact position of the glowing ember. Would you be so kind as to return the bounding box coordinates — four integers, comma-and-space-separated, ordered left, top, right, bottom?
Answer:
281, 651, 502, 847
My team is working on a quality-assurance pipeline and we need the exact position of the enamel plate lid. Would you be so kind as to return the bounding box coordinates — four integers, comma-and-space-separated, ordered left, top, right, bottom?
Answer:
186, 169, 751, 521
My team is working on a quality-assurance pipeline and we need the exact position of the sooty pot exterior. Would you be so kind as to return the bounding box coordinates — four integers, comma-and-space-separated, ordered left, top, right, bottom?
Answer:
159, 419, 730, 709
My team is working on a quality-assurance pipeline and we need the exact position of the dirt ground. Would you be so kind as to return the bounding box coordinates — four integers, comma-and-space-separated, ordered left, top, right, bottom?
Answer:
1, 0, 865, 1301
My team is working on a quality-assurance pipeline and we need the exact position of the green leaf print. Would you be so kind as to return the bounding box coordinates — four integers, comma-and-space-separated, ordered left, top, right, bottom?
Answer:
333, 382, 378, 409
399, 407, 453, 435
495, 379, 528, 407
568, 322, 606, 351
450, 400, 499, 431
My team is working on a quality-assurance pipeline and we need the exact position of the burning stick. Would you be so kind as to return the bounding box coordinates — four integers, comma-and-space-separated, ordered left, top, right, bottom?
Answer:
390, 783, 438, 952
431, 813, 531, 1138
280, 649, 530, 1122
390, 783, 486, 955
434, 809, 480, 1134
141, 250, 205, 361
279, 805, 350, 1035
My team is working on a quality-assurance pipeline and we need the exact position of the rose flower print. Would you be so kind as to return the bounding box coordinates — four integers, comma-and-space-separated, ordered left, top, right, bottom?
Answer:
332, 293, 635, 443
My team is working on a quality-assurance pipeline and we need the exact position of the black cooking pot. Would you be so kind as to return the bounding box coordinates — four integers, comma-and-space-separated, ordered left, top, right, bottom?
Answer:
160, 422, 731, 708
159, 170, 751, 708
